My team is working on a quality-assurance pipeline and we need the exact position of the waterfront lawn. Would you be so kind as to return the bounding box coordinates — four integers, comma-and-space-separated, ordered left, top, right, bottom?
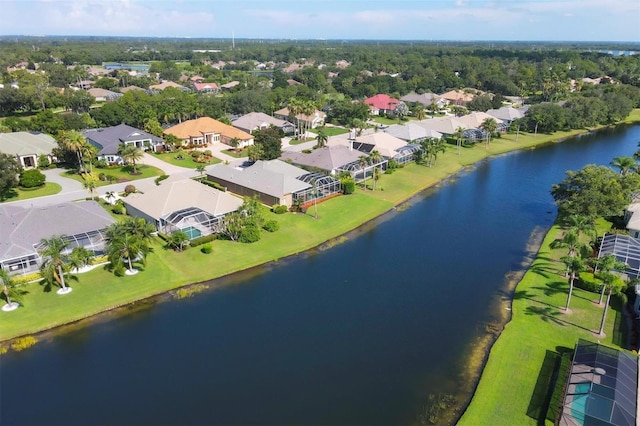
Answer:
0, 193, 393, 341
0, 182, 61, 202
458, 221, 623, 426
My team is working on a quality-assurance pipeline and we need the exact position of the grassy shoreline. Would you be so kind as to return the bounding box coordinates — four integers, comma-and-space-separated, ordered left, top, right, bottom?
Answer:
1, 113, 639, 349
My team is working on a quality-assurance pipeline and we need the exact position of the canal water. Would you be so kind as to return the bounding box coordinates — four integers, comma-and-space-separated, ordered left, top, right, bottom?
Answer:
1, 125, 639, 425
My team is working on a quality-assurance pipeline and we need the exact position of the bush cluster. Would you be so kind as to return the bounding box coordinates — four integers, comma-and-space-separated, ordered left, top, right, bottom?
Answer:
272, 204, 288, 214
19, 169, 46, 188
239, 225, 261, 243
189, 234, 217, 247
199, 179, 226, 191
155, 174, 169, 185
262, 220, 280, 232
200, 244, 213, 254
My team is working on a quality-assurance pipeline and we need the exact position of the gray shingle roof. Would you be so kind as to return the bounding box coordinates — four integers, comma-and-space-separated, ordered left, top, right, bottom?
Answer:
384, 123, 443, 142
0, 201, 116, 262
0, 132, 57, 157
205, 160, 310, 198
123, 178, 243, 220
279, 145, 363, 173
231, 112, 291, 134
83, 124, 163, 156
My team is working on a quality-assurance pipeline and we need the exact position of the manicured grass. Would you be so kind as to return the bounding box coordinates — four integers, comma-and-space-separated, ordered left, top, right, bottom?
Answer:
151, 152, 221, 168
222, 149, 248, 159
458, 221, 624, 425
2, 110, 639, 344
64, 164, 165, 186
371, 116, 403, 125
0, 182, 62, 202
308, 126, 350, 137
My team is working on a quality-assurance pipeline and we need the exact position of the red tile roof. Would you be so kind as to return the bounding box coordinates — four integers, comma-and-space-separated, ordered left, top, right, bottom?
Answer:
364, 94, 400, 111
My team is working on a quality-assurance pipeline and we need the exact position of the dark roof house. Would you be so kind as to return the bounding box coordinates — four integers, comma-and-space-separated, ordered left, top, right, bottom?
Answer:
83, 124, 165, 160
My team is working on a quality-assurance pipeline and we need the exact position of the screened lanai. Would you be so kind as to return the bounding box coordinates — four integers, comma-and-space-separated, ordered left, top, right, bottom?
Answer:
159, 207, 222, 239
596, 233, 640, 279
293, 173, 341, 205
394, 144, 421, 165
559, 339, 637, 426
336, 158, 388, 183
463, 128, 489, 143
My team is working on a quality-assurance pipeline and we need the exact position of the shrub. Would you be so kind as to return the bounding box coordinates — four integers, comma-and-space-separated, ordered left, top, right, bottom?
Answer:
191, 150, 203, 159
302, 149, 312, 154
10, 336, 38, 352
19, 169, 46, 188
174, 284, 208, 299
37, 154, 50, 169
106, 175, 117, 183
98, 172, 107, 181
341, 177, 355, 194
201, 244, 213, 254
96, 159, 108, 168
189, 234, 217, 247
239, 225, 261, 243
203, 150, 212, 157
124, 184, 136, 194
199, 179, 226, 191
13, 272, 42, 285
272, 204, 288, 214
262, 220, 280, 232
155, 174, 169, 185
576, 272, 603, 293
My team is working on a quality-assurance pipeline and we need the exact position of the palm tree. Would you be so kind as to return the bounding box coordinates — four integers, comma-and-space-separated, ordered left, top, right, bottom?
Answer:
315, 128, 328, 148
596, 271, 626, 336
230, 137, 241, 153
0, 269, 22, 311
358, 155, 370, 190
105, 191, 117, 205
300, 100, 317, 140
453, 126, 465, 156
38, 236, 79, 294
550, 229, 589, 259
413, 102, 426, 121
60, 130, 87, 173
247, 143, 264, 163
195, 164, 206, 178
610, 156, 636, 176
287, 98, 303, 139
591, 254, 627, 305
108, 233, 149, 276
368, 150, 383, 190
565, 214, 597, 243
119, 144, 144, 175
83, 179, 97, 199
480, 118, 498, 148
80, 143, 97, 176
168, 230, 190, 252
561, 255, 586, 312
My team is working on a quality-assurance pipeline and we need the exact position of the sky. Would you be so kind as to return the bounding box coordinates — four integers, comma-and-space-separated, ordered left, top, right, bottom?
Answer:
1, 0, 639, 42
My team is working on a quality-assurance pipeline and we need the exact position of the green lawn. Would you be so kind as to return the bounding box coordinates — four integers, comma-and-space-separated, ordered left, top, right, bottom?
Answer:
222, 149, 248, 159
371, 116, 403, 125
151, 152, 222, 168
0, 182, 61, 202
64, 164, 165, 186
308, 126, 350, 137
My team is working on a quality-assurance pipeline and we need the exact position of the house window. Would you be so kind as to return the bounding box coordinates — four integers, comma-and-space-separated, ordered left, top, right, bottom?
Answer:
635, 231, 639, 238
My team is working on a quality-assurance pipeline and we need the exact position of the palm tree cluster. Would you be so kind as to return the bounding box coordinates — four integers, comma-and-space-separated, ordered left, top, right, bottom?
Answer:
118, 144, 144, 175
105, 217, 155, 276
415, 138, 446, 168
57, 129, 97, 174
287, 97, 318, 141
357, 150, 383, 191
38, 235, 93, 294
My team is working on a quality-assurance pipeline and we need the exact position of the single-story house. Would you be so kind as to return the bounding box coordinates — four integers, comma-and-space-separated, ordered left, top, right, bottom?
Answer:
486, 107, 528, 128
205, 160, 340, 208
164, 117, 254, 149
148, 81, 189, 92
86, 88, 122, 102
193, 82, 220, 93
220, 81, 240, 90
559, 339, 637, 426
123, 178, 243, 239
0, 201, 115, 275
364, 94, 400, 116
329, 132, 415, 163
279, 145, 364, 176
83, 124, 165, 164
439, 89, 481, 107
384, 123, 443, 143
232, 112, 295, 135
273, 108, 326, 131
400, 93, 446, 109
0, 131, 58, 168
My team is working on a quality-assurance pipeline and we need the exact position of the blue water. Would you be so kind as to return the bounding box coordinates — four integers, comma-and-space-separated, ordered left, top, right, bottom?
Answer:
182, 226, 202, 239
1, 125, 639, 425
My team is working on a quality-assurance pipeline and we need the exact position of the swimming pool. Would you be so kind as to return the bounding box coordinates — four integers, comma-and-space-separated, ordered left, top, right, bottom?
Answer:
181, 226, 202, 239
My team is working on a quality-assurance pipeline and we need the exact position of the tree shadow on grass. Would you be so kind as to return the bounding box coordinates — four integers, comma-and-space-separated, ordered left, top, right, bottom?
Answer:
528, 261, 559, 279
524, 305, 592, 332
526, 350, 559, 424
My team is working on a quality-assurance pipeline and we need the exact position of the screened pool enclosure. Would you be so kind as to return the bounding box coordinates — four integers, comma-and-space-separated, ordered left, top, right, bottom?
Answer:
596, 233, 640, 279
560, 339, 637, 426
292, 173, 341, 205
159, 207, 223, 239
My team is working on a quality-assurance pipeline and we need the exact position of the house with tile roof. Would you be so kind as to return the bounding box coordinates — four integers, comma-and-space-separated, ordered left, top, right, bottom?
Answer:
193, 82, 220, 93
232, 112, 295, 135
149, 81, 189, 92
83, 124, 165, 164
123, 178, 243, 239
0, 131, 58, 168
439, 89, 480, 107
164, 117, 254, 149
87, 87, 122, 102
273, 108, 326, 130
364, 94, 400, 116
0, 201, 115, 275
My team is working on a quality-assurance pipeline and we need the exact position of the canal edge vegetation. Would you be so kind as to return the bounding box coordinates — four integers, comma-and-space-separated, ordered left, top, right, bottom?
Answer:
1, 113, 639, 343
458, 153, 640, 422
